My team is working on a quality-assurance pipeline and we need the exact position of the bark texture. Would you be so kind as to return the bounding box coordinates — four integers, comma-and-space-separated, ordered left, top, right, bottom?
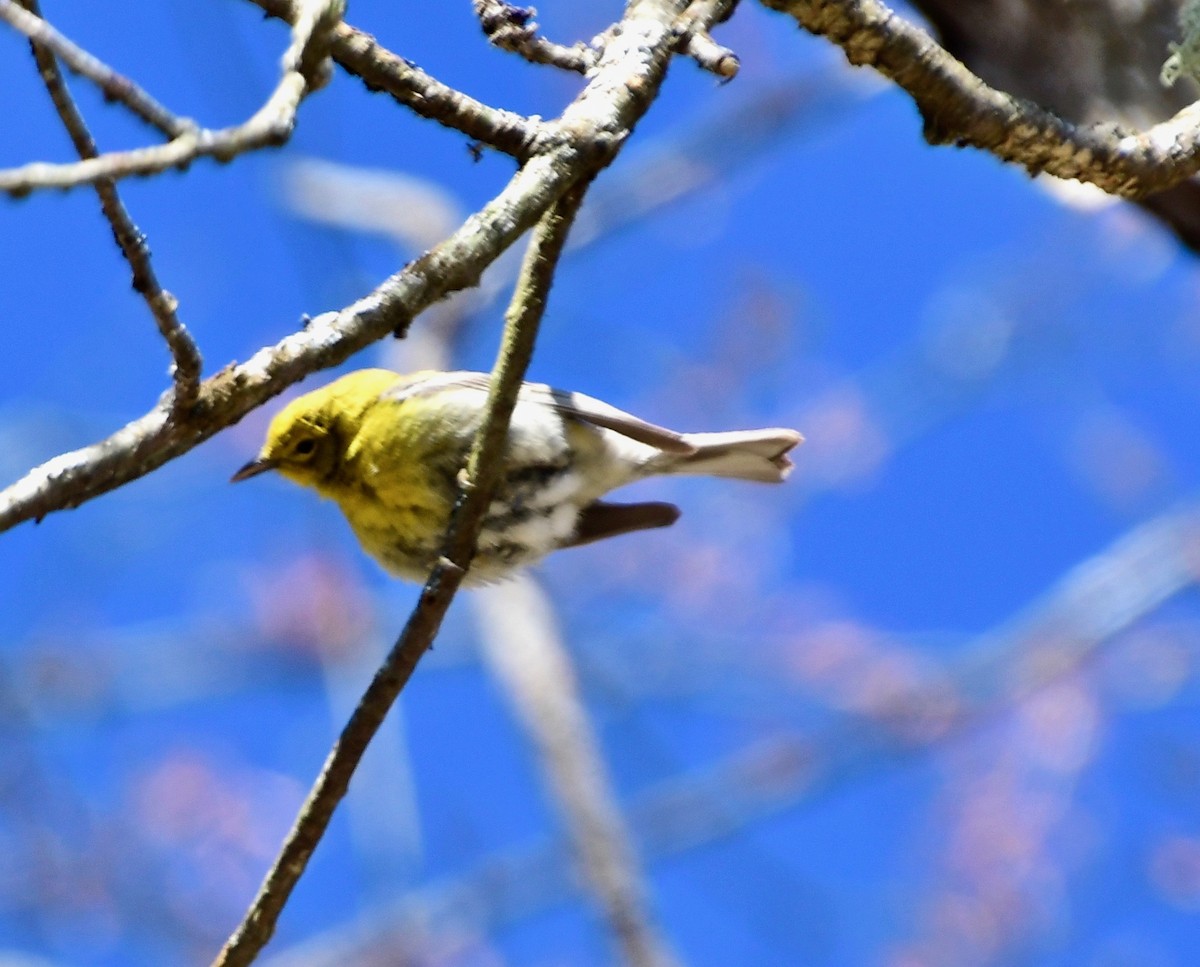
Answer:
912, 0, 1200, 249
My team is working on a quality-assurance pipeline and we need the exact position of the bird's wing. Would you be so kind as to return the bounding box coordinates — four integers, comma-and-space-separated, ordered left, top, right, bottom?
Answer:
384, 371, 696, 454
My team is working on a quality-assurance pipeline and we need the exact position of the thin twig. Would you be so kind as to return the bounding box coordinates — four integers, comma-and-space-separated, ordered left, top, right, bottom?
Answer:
0, 0, 343, 195
248, 0, 546, 157
761, 0, 1200, 198
19, 0, 201, 409
211, 180, 589, 967
0, 0, 188, 137
473, 0, 599, 74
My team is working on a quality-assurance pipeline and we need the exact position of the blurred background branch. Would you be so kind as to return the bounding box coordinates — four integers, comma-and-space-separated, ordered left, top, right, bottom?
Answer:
475, 575, 680, 967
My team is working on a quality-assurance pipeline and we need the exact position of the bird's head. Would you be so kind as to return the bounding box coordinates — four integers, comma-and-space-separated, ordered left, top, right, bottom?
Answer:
231, 369, 398, 491
232, 391, 342, 489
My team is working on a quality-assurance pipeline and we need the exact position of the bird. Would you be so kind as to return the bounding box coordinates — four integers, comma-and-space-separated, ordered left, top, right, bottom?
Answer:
232, 369, 803, 584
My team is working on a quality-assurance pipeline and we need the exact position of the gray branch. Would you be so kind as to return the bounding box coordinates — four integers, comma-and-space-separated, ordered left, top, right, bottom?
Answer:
0, 0, 344, 195
761, 0, 1200, 198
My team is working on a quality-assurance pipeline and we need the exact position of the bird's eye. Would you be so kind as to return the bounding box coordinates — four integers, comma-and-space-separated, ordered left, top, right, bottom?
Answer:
294, 438, 317, 457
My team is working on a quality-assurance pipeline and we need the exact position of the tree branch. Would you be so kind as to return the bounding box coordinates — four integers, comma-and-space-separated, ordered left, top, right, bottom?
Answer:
0, 0, 187, 137
0, 0, 343, 195
207, 5, 723, 959
905, 0, 1200, 254
247, 0, 546, 157
19, 0, 201, 410
211, 175, 588, 967
760, 0, 1200, 198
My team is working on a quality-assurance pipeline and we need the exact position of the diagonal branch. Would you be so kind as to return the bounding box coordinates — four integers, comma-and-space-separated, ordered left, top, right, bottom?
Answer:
761, 0, 1200, 198
19, 0, 201, 410
0, 0, 187, 137
0, 0, 343, 195
248, 0, 546, 157
211, 177, 589, 967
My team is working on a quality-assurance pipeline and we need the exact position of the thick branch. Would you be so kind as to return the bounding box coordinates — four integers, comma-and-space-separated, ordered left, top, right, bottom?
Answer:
211, 178, 587, 967
20, 0, 201, 408
0, 0, 343, 195
761, 0, 1200, 198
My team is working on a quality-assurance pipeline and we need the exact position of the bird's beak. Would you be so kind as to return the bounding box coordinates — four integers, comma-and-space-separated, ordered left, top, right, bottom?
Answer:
231, 456, 277, 483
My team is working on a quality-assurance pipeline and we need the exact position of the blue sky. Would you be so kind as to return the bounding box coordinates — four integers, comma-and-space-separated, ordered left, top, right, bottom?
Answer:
2, 2, 1200, 965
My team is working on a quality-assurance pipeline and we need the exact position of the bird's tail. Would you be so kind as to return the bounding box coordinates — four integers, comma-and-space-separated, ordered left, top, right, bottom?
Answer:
664, 428, 804, 483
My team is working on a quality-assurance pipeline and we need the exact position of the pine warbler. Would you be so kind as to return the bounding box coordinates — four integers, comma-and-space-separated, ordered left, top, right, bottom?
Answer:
233, 369, 802, 584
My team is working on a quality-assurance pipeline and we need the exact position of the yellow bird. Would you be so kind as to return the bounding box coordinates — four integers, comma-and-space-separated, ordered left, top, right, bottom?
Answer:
233, 369, 803, 584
